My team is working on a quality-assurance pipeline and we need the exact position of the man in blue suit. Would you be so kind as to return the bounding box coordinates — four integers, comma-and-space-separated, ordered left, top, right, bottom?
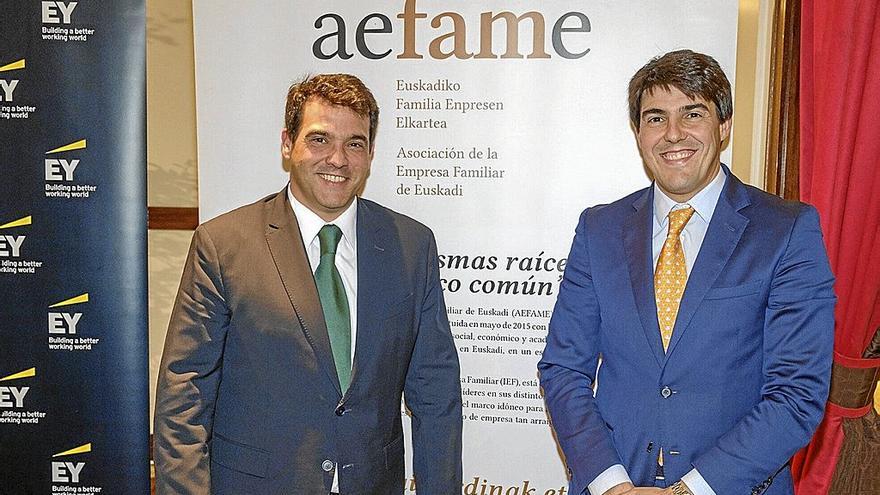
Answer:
538, 50, 835, 495
154, 74, 462, 494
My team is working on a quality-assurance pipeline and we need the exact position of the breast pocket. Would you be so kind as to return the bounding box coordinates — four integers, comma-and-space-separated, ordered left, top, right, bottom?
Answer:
384, 292, 414, 320
697, 280, 765, 348
376, 293, 417, 365
703, 280, 763, 300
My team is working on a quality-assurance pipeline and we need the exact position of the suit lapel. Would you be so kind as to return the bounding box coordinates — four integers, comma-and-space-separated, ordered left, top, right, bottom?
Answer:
350, 199, 391, 391
624, 187, 666, 367
664, 171, 750, 359
264, 189, 342, 397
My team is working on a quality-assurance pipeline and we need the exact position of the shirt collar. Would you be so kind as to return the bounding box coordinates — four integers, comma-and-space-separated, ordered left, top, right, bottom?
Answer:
653, 165, 727, 227
287, 186, 358, 252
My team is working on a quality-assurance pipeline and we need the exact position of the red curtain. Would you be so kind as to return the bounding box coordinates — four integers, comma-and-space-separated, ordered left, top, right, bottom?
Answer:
793, 0, 880, 493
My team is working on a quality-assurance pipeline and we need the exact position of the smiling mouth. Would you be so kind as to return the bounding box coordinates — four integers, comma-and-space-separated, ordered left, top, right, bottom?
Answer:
318, 173, 347, 183
660, 149, 696, 161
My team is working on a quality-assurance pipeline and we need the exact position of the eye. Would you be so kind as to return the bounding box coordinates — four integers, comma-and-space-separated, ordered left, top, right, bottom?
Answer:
309, 136, 327, 144
685, 111, 705, 119
348, 141, 367, 150
645, 115, 664, 125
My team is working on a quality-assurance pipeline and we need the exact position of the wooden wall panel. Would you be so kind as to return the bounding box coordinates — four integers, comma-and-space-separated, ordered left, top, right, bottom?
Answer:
147, 207, 199, 230
764, 0, 800, 199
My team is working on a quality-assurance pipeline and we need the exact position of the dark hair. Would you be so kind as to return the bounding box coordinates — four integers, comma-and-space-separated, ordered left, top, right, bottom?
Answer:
628, 50, 732, 130
284, 74, 380, 147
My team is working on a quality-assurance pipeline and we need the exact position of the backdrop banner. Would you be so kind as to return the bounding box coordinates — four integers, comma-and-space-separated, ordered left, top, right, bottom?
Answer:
193, 1, 737, 492
0, 1, 149, 493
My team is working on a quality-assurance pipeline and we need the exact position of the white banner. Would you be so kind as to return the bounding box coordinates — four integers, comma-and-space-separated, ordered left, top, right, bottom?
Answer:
193, 1, 738, 492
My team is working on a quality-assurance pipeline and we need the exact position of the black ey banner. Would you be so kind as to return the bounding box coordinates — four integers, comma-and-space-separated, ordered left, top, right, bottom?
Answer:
0, 1, 148, 493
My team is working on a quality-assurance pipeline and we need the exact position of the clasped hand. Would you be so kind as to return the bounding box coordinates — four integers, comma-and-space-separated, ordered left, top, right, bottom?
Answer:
605, 482, 675, 495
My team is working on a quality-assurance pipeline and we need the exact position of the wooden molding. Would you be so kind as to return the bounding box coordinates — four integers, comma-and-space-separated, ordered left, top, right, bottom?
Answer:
764, 0, 801, 200
148, 207, 199, 230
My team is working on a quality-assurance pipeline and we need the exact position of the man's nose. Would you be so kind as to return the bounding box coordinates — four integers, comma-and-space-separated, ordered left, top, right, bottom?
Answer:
664, 118, 686, 142
326, 144, 348, 167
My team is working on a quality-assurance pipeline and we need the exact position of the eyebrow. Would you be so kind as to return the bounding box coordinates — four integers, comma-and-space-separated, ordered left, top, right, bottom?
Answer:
641, 107, 666, 119
641, 103, 710, 119
681, 103, 710, 113
305, 130, 368, 143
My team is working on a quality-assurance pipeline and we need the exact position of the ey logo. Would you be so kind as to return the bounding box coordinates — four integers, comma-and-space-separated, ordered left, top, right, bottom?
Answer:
0, 58, 25, 103
0, 215, 31, 258
0, 367, 35, 408
52, 443, 90, 483
45, 139, 86, 181
42, 2, 78, 24
49, 293, 88, 334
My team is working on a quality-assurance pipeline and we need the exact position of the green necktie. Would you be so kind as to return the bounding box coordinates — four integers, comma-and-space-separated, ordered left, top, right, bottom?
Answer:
315, 224, 351, 391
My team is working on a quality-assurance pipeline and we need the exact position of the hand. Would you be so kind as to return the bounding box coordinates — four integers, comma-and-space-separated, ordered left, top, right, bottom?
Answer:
604, 482, 634, 495
604, 484, 667, 495
606, 480, 696, 495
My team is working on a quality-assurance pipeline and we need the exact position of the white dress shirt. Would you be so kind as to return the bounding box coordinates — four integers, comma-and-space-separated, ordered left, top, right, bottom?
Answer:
588, 168, 727, 495
287, 188, 358, 493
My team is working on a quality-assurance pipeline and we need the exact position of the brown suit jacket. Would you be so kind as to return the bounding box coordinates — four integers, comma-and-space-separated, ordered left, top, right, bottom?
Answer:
154, 190, 462, 494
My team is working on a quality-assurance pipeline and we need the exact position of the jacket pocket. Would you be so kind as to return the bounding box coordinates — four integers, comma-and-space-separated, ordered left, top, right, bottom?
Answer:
704, 280, 763, 300
384, 292, 414, 320
211, 432, 269, 478
383, 435, 404, 470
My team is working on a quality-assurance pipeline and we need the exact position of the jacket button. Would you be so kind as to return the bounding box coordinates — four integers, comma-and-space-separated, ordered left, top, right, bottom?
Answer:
661, 386, 672, 398
335, 405, 346, 416
321, 459, 334, 472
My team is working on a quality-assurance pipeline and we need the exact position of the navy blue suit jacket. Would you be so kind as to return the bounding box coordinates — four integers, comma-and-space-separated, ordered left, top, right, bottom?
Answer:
538, 169, 834, 495
154, 190, 462, 494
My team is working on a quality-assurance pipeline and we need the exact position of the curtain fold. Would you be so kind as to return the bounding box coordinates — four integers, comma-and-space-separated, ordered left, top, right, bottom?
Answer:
793, 0, 880, 493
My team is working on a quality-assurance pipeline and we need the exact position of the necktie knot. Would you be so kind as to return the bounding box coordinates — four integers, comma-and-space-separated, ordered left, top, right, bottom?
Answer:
666, 207, 695, 238
319, 224, 343, 256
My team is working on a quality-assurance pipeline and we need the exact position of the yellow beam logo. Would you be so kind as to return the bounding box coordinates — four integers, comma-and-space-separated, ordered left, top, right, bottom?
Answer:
46, 139, 87, 155
53, 443, 92, 458
0, 367, 36, 381
49, 293, 89, 308
0, 59, 25, 72
0, 215, 31, 229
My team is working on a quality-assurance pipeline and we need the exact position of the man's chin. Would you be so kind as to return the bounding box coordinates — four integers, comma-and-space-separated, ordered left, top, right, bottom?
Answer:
317, 197, 355, 212
656, 178, 698, 197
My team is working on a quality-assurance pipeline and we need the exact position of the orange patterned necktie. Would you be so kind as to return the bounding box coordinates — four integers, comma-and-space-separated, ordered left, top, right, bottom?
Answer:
654, 206, 695, 352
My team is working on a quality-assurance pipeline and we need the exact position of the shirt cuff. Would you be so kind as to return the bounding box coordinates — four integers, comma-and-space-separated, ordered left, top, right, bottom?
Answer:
682, 468, 717, 495
588, 464, 631, 495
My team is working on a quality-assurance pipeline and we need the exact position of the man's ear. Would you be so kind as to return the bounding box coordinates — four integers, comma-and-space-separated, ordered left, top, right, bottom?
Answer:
281, 128, 293, 159
719, 118, 732, 142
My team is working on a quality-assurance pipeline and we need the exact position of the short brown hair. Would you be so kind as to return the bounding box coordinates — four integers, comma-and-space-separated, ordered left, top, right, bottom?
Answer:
284, 74, 380, 147
628, 50, 732, 130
